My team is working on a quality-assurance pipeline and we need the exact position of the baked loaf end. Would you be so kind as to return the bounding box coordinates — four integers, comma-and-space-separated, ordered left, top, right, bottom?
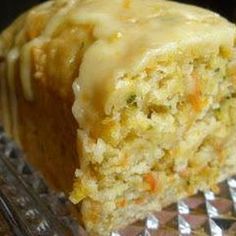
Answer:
0, 1, 83, 193
1, 0, 236, 235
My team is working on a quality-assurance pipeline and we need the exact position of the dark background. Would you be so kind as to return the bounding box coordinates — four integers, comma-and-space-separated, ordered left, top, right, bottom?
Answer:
0, 0, 236, 31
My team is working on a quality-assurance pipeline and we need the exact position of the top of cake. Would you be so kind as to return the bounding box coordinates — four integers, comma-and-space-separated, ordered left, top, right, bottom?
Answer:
0, 0, 235, 134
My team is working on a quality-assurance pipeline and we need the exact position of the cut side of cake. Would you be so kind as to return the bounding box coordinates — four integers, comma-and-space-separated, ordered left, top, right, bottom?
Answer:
0, 0, 236, 235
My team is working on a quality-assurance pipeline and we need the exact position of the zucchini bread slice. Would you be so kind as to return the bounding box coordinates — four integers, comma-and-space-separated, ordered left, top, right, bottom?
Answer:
1, 0, 236, 235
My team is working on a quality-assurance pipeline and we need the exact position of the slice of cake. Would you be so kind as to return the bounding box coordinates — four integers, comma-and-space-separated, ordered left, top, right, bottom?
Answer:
1, 0, 236, 235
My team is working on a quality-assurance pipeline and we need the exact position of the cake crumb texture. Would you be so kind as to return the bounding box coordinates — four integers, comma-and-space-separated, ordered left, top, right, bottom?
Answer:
0, 1, 236, 235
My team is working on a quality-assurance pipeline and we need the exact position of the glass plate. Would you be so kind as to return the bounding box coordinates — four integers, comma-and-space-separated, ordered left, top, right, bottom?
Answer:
0, 127, 236, 236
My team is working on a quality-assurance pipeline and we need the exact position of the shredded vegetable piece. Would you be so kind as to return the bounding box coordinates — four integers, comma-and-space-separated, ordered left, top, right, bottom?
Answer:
144, 173, 157, 192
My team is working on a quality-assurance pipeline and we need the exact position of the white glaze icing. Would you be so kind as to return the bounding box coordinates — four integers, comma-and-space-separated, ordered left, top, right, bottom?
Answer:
20, 38, 46, 101
0, 61, 11, 135
7, 48, 20, 143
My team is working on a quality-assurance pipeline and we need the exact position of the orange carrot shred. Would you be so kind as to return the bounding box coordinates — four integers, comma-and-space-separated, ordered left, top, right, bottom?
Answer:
117, 199, 127, 208
144, 173, 157, 192
189, 74, 202, 112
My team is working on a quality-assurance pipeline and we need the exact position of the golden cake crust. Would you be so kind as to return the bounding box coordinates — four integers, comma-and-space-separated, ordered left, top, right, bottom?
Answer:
0, 1, 80, 192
